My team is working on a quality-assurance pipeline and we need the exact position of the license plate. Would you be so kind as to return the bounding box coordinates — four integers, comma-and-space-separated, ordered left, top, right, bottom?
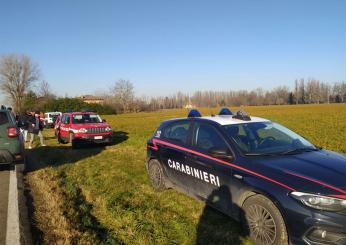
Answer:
94, 136, 103, 140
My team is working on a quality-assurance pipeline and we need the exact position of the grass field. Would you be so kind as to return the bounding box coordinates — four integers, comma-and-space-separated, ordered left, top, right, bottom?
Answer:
25, 104, 346, 245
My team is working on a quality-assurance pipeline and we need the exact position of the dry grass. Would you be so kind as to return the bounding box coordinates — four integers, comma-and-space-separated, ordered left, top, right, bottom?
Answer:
26, 169, 97, 244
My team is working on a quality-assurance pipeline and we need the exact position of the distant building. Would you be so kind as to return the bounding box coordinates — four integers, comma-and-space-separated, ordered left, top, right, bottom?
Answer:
79, 95, 104, 104
184, 104, 195, 109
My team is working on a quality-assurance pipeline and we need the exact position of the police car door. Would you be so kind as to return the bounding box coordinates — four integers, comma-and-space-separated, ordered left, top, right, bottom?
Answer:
189, 122, 234, 214
159, 120, 195, 192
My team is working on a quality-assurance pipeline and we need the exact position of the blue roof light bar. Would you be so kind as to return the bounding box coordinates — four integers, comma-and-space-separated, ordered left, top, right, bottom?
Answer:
188, 109, 202, 118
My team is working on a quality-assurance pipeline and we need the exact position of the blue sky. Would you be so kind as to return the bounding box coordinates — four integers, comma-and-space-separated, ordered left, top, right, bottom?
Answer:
0, 0, 345, 98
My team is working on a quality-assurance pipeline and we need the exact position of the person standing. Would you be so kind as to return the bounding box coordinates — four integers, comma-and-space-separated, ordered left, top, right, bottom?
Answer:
28, 111, 46, 149
17, 112, 31, 142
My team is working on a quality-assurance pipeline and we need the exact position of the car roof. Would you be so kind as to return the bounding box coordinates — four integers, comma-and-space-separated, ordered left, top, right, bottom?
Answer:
64, 111, 97, 115
162, 115, 270, 126
200, 115, 270, 125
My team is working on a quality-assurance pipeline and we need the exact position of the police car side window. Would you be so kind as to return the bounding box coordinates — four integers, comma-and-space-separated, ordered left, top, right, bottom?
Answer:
163, 121, 190, 145
194, 124, 228, 152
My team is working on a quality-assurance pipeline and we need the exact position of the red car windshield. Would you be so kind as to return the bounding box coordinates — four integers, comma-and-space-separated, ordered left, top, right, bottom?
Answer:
72, 114, 102, 124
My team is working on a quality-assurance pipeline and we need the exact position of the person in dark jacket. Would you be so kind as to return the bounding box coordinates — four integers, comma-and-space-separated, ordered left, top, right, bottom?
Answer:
17, 111, 31, 142
28, 111, 46, 149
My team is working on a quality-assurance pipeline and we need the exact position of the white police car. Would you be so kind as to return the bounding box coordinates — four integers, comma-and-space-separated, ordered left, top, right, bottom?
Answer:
146, 108, 346, 245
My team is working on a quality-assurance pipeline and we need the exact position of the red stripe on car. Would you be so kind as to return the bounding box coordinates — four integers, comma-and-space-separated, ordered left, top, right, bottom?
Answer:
329, 194, 346, 199
285, 171, 346, 195
151, 138, 296, 191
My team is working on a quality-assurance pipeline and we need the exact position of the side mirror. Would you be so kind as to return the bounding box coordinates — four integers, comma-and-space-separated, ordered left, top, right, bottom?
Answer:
209, 148, 234, 161
102, 119, 107, 122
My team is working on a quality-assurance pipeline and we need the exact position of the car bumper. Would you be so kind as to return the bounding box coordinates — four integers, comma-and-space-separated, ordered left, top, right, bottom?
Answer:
0, 149, 23, 164
283, 197, 346, 245
74, 134, 113, 144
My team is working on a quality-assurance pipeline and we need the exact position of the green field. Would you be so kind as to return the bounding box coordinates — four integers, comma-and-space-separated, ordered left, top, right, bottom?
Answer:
25, 104, 346, 244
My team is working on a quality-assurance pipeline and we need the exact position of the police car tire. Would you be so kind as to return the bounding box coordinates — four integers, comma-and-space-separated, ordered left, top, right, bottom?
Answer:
148, 159, 166, 191
242, 195, 288, 245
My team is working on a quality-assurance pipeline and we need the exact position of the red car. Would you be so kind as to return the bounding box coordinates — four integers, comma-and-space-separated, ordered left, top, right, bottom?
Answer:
57, 111, 113, 148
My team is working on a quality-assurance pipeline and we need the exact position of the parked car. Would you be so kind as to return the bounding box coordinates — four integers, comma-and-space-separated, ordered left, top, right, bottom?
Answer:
57, 111, 113, 148
146, 108, 346, 245
44, 112, 62, 128
0, 106, 24, 164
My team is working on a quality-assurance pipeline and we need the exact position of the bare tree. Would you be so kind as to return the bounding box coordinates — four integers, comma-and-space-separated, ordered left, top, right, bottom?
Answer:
112, 79, 134, 113
37, 80, 54, 99
0, 54, 39, 112
299, 79, 305, 104
294, 79, 299, 104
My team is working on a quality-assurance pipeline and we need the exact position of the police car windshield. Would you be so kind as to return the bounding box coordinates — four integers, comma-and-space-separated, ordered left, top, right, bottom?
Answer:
223, 122, 316, 155
72, 114, 102, 124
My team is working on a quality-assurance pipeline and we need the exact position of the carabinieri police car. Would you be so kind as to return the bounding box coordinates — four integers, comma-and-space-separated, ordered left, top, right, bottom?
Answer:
146, 108, 346, 245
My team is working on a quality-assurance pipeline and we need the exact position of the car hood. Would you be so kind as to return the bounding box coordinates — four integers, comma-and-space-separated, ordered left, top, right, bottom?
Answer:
250, 149, 346, 197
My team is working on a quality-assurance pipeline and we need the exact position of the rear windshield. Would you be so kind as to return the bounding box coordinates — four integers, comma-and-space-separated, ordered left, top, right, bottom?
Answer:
72, 114, 102, 124
0, 112, 9, 125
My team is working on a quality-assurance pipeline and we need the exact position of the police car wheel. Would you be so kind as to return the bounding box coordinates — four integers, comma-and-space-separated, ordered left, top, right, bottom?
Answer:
148, 159, 166, 191
242, 195, 288, 245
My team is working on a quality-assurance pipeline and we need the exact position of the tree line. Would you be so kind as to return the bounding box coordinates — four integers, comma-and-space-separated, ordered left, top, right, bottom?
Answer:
0, 54, 345, 114
133, 81, 345, 112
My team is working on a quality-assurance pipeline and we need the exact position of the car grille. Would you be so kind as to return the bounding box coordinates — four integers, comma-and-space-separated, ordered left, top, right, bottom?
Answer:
86, 127, 106, 134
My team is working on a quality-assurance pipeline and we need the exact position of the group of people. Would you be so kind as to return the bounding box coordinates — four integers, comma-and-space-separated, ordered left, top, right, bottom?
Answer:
17, 111, 46, 149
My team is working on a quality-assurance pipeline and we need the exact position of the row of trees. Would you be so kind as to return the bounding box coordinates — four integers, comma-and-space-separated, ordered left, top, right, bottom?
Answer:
103, 80, 346, 113
0, 54, 345, 114
43, 98, 115, 114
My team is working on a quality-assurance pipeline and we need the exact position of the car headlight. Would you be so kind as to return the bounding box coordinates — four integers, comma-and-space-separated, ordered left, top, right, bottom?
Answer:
105, 127, 112, 132
290, 192, 346, 212
79, 128, 88, 133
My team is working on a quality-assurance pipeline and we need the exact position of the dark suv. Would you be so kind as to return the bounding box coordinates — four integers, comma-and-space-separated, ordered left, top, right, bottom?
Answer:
0, 107, 24, 164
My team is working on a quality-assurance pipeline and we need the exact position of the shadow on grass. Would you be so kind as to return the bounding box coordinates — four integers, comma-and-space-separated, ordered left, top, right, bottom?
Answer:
24, 145, 104, 172
43, 135, 56, 140
196, 185, 249, 245
23, 131, 128, 244
25, 130, 128, 172
112, 131, 129, 145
